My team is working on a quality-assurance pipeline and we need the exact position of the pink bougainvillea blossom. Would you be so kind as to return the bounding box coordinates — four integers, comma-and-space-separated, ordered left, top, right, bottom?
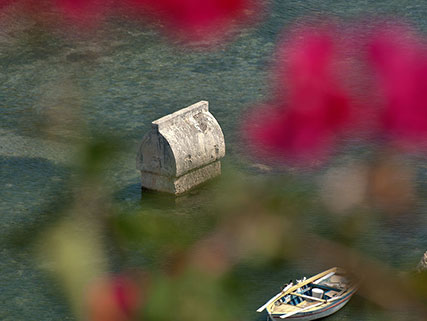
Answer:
0, 0, 12, 10
243, 103, 335, 165
281, 27, 354, 133
0, 0, 262, 43
243, 26, 357, 165
124, 0, 262, 43
369, 25, 427, 150
54, 0, 109, 25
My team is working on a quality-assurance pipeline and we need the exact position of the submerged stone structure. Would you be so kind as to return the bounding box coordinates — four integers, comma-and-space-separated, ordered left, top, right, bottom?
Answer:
136, 101, 225, 194
417, 251, 427, 272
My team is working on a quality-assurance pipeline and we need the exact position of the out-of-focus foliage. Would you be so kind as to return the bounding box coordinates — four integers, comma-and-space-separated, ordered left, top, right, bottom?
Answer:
32, 139, 427, 320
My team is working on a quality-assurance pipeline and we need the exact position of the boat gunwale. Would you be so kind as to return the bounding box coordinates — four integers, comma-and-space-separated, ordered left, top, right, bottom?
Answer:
269, 287, 357, 319
266, 267, 337, 313
266, 267, 357, 316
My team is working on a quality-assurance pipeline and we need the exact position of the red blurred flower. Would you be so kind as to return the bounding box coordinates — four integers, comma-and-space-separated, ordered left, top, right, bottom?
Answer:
54, 0, 108, 25
125, 0, 261, 43
86, 275, 142, 321
369, 25, 427, 150
1, 0, 262, 43
0, 0, 12, 10
244, 26, 356, 165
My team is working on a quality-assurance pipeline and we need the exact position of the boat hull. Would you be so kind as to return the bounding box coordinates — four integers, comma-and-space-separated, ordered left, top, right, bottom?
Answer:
268, 293, 353, 321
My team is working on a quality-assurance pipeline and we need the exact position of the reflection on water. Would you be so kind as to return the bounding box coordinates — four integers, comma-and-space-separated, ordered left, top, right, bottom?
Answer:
1, 1, 427, 320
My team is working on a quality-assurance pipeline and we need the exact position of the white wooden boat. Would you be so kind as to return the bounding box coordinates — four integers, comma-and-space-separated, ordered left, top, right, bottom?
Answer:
257, 267, 357, 321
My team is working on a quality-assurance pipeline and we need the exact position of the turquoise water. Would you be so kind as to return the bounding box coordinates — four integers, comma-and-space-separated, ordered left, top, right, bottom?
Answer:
1, 1, 427, 320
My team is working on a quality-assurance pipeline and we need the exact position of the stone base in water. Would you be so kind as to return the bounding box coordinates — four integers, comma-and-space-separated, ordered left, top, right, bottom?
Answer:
141, 160, 221, 195
417, 251, 427, 272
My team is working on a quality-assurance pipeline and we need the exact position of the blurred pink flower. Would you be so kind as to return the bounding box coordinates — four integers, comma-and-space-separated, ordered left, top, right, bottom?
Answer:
244, 103, 335, 165
0, 0, 12, 10
87, 275, 142, 321
54, 0, 108, 25
243, 26, 356, 165
369, 25, 427, 150
125, 0, 261, 43
0, 0, 262, 43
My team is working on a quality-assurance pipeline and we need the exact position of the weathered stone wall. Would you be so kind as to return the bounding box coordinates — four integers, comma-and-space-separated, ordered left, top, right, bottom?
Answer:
136, 101, 225, 194
417, 251, 427, 272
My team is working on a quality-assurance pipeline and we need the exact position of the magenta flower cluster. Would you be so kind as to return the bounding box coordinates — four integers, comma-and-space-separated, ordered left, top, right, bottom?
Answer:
0, 0, 261, 42
243, 22, 427, 166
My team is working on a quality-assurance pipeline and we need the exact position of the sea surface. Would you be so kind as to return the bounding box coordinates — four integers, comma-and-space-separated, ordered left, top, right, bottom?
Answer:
1, 1, 427, 320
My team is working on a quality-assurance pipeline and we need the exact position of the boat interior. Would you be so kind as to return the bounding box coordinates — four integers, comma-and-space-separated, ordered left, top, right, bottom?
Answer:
269, 273, 353, 314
